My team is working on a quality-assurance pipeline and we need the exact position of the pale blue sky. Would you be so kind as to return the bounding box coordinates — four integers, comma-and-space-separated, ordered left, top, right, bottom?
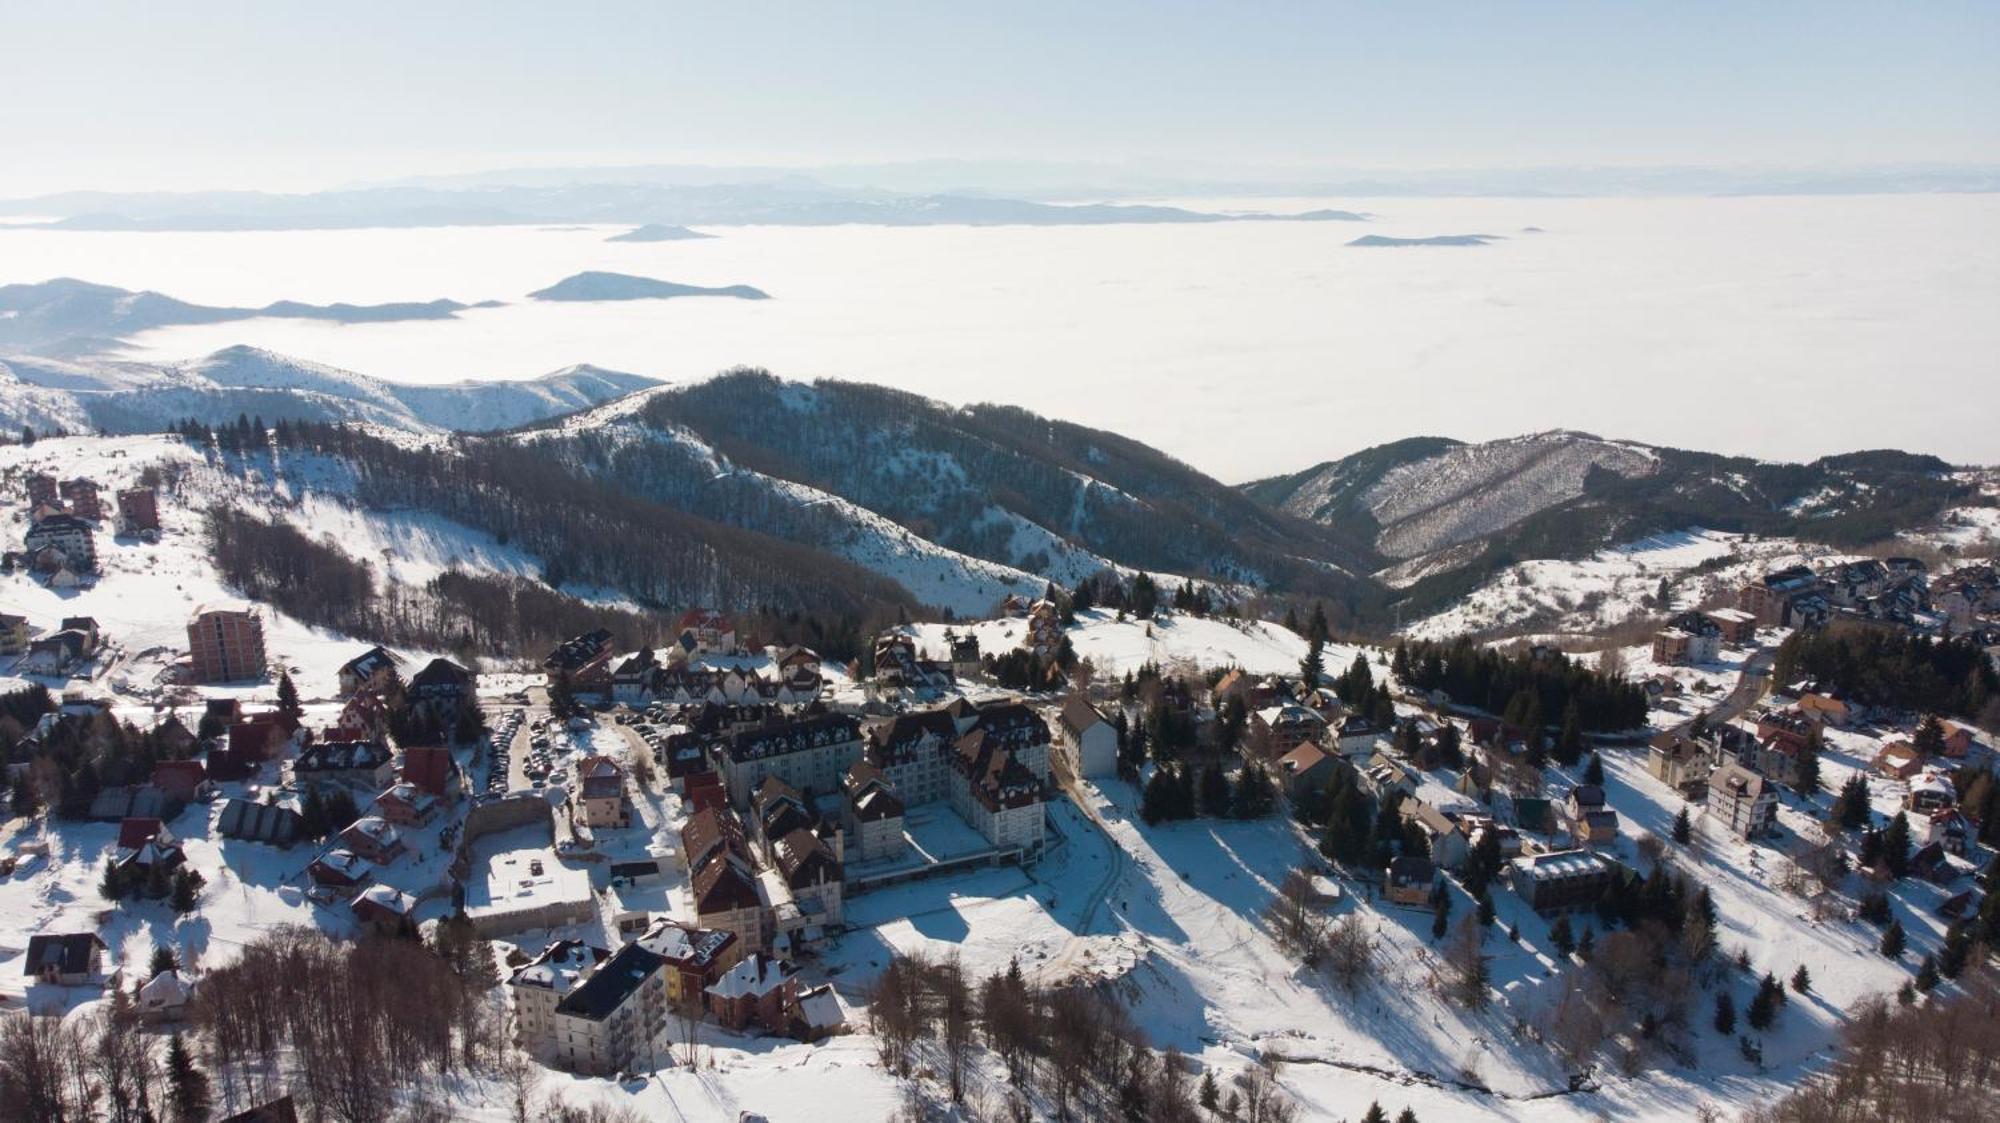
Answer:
2, 1, 1995, 194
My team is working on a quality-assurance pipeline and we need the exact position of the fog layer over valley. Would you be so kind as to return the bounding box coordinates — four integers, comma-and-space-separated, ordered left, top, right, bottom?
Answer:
0, 193, 1994, 478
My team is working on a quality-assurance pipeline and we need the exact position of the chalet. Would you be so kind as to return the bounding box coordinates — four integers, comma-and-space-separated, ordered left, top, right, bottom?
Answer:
137, 969, 193, 1023
682, 806, 749, 874
24, 512, 97, 574
841, 761, 907, 863
574, 755, 628, 829
58, 616, 99, 655
1706, 762, 1776, 839
0, 612, 28, 654
1506, 850, 1622, 914
1910, 842, 1957, 886
689, 849, 765, 954
1927, 808, 1975, 857
1646, 731, 1711, 796
1384, 855, 1438, 907
373, 781, 441, 826
1276, 742, 1334, 800
544, 629, 615, 693
1056, 696, 1118, 778
1400, 799, 1470, 870
676, 608, 737, 656
1930, 718, 1978, 759
1252, 703, 1327, 757
1874, 741, 1925, 781
611, 648, 660, 705
152, 714, 198, 756
1906, 771, 1956, 814
637, 917, 742, 1005
705, 953, 802, 1035
407, 657, 477, 724
86, 785, 167, 821
1640, 676, 1684, 704
339, 816, 406, 865
771, 825, 845, 928
1564, 785, 1619, 845
1796, 691, 1857, 729
399, 744, 461, 799
293, 737, 396, 790
753, 777, 818, 848
1362, 750, 1415, 800
20, 630, 89, 675
228, 712, 301, 761
306, 849, 373, 895
1332, 714, 1389, 758
351, 884, 415, 934
215, 799, 304, 846
150, 759, 210, 804
336, 646, 402, 696
944, 632, 981, 679
1023, 598, 1063, 656
872, 632, 954, 695
21, 932, 110, 986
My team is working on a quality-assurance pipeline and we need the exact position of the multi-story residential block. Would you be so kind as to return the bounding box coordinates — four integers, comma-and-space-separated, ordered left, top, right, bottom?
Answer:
187, 603, 266, 683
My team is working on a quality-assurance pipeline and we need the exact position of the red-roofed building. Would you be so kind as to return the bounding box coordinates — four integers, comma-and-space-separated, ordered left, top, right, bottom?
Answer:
117, 817, 171, 852
150, 760, 209, 803
399, 745, 461, 799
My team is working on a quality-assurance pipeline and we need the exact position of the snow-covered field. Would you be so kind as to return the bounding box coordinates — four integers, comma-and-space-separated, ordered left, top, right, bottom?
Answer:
911, 607, 1316, 679
3, 194, 1995, 479
1401, 528, 1859, 641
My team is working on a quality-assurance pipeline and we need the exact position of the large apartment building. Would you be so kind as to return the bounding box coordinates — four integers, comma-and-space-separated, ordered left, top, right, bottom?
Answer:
187, 603, 266, 683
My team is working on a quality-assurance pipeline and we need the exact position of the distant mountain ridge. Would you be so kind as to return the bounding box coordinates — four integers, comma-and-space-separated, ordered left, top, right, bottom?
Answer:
0, 277, 495, 357
606, 224, 716, 242
0, 182, 1370, 231
0, 345, 658, 435
1244, 430, 1979, 619
527, 273, 770, 302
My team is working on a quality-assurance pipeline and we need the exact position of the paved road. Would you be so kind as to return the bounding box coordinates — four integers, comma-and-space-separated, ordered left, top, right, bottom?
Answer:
1689, 647, 1777, 732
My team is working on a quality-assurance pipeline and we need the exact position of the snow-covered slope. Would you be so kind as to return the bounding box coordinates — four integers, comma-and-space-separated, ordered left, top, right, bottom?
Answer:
517, 399, 1067, 617
0, 345, 658, 435
1359, 431, 1660, 559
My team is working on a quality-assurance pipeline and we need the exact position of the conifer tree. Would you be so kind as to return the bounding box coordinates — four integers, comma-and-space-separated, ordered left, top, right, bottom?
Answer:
1880, 919, 1907, 959
1713, 991, 1736, 1034
167, 1032, 210, 1123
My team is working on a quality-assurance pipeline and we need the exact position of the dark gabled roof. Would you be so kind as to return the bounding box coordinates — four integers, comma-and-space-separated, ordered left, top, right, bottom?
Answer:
690, 852, 761, 914
409, 657, 472, 690
219, 1096, 299, 1123
553, 941, 666, 1021
774, 826, 841, 887
1060, 697, 1107, 736
22, 932, 106, 977
722, 713, 861, 763
339, 646, 400, 678
1387, 855, 1437, 887
544, 630, 613, 671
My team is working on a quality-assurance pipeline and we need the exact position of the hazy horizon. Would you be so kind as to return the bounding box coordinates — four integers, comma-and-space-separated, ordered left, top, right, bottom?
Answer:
4, 3, 1994, 196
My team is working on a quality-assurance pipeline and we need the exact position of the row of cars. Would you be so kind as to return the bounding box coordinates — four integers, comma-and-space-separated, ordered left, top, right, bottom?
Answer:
482, 708, 527, 798
523, 717, 577, 791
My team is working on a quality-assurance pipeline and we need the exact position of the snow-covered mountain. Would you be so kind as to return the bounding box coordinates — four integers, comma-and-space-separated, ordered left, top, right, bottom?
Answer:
526, 272, 770, 302
0, 277, 488, 356
1246, 430, 1981, 627
0, 345, 658, 435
